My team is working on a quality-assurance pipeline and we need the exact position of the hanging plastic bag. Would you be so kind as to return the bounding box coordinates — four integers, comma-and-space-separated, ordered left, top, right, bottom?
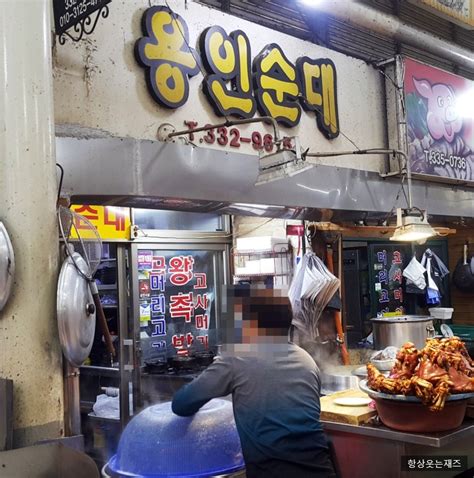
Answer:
403, 256, 426, 290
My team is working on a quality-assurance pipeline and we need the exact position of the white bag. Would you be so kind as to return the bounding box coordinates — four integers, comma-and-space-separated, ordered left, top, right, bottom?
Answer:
92, 394, 120, 419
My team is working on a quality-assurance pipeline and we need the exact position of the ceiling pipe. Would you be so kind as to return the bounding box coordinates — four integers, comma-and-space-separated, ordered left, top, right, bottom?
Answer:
300, 0, 474, 72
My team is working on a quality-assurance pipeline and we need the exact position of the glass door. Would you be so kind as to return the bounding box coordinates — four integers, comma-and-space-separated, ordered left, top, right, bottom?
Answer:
130, 243, 229, 410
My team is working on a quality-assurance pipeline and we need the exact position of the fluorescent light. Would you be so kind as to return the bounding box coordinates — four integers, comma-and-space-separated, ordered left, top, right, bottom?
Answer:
390, 208, 436, 242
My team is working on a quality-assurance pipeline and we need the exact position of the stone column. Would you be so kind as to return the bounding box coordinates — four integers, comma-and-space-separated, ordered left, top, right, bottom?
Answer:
0, 0, 64, 446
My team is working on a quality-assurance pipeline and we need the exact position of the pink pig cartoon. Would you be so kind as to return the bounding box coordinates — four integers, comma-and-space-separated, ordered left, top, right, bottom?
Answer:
413, 78, 462, 143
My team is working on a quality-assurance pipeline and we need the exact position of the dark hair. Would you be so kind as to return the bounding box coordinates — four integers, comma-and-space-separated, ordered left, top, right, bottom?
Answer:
229, 285, 292, 332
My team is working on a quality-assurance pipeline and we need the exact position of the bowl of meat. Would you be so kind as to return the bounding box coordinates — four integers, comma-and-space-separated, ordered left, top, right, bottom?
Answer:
361, 337, 474, 432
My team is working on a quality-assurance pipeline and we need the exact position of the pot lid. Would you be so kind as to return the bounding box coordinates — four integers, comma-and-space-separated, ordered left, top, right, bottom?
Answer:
108, 399, 245, 477
57, 253, 96, 367
371, 315, 431, 323
0, 222, 15, 312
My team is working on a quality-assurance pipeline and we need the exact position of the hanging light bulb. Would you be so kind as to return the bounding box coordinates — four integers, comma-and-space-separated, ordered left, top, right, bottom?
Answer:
390, 208, 436, 242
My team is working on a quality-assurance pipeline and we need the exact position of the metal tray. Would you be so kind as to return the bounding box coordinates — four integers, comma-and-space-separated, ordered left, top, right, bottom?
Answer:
359, 379, 474, 402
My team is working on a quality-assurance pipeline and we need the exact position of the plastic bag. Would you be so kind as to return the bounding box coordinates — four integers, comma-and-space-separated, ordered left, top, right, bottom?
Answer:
93, 394, 120, 419
403, 256, 426, 290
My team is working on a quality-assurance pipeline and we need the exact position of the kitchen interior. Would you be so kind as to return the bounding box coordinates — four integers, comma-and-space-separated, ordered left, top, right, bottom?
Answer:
73, 205, 474, 477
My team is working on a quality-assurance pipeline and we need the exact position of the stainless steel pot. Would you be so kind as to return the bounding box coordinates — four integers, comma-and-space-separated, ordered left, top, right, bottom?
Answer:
371, 315, 435, 350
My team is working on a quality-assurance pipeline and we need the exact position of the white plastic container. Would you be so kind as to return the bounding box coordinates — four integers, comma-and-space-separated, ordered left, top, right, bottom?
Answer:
429, 307, 454, 320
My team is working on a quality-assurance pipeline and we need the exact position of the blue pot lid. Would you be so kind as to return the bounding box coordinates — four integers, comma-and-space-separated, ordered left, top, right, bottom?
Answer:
108, 399, 245, 477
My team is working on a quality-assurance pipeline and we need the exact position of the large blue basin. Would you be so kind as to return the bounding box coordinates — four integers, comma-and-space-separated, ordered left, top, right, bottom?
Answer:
107, 399, 244, 477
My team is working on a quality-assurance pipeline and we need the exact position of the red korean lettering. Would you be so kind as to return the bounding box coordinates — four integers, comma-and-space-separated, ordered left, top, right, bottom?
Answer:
195, 314, 209, 330
172, 334, 185, 349
170, 292, 194, 323
74, 205, 99, 230
394, 288, 403, 302
186, 332, 195, 346
392, 251, 402, 264
393, 268, 402, 282
193, 272, 207, 289
195, 293, 209, 311
104, 207, 126, 231
169, 255, 194, 286
196, 335, 209, 348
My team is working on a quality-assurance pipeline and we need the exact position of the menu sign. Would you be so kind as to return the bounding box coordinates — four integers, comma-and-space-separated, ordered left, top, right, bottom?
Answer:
371, 245, 406, 317
53, 0, 111, 35
137, 249, 216, 362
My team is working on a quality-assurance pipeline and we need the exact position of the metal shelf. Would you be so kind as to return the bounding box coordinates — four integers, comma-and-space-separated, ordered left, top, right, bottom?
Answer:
234, 273, 289, 278
233, 249, 289, 256
97, 284, 117, 290
80, 365, 119, 377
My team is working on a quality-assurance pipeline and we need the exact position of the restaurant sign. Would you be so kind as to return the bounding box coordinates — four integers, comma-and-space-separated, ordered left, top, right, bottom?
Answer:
70, 205, 131, 241
135, 6, 339, 139
404, 58, 473, 183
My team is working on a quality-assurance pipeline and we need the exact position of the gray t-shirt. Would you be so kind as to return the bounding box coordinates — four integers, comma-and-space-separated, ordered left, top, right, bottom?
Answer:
172, 342, 334, 476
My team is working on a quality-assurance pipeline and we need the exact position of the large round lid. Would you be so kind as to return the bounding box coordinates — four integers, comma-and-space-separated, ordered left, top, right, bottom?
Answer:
371, 315, 431, 323
0, 222, 15, 311
57, 253, 96, 367
108, 399, 245, 478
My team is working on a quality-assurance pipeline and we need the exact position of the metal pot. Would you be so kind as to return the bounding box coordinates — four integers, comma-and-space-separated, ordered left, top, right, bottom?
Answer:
371, 315, 435, 350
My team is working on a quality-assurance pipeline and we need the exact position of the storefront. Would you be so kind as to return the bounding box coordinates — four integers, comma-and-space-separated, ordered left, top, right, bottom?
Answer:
51, 0, 474, 476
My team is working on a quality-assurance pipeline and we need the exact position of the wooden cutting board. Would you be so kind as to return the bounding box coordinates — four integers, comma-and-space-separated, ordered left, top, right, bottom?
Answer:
321, 389, 376, 425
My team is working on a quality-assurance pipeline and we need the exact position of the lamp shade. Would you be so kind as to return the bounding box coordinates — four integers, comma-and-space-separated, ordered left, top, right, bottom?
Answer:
107, 399, 245, 478
390, 208, 436, 242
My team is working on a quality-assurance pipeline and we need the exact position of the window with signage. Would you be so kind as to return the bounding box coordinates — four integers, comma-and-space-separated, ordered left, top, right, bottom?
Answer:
133, 209, 225, 232
137, 249, 218, 364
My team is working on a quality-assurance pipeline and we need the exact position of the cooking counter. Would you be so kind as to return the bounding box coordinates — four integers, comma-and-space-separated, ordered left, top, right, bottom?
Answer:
322, 419, 474, 448
323, 418, 474, 478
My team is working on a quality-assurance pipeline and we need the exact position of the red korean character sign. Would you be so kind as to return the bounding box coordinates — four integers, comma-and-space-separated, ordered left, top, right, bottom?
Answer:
137, 249, 215, 364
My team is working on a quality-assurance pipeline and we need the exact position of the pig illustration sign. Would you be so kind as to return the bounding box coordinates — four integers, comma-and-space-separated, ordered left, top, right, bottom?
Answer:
404, 58, 473, 182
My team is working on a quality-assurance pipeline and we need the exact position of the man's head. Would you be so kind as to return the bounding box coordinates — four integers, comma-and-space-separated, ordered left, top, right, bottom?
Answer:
223, 285, 292, 344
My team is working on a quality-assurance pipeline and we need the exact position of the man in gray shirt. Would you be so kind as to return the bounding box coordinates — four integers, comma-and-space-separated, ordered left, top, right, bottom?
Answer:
172, 286, 336, 477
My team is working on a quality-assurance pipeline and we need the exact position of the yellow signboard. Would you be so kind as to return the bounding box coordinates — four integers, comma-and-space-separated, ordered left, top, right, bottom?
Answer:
70, 205, 131, 241
414, 0, 474, 29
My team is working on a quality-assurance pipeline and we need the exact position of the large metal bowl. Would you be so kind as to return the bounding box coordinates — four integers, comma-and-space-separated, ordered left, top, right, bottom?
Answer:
359, 380, 474, 402
359, 380, 474, 432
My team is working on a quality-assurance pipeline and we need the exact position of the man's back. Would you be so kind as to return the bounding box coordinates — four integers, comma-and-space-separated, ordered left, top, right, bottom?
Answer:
172, 343, 335, 477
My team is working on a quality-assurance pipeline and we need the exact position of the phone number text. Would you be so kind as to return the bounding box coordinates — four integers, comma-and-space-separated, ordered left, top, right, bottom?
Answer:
424, 149, 467, 170
184, 121, 293, 152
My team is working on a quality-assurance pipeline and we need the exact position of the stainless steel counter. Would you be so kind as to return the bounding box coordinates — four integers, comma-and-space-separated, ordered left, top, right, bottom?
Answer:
323, 419, 474, 478
322, 419, 474, 448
